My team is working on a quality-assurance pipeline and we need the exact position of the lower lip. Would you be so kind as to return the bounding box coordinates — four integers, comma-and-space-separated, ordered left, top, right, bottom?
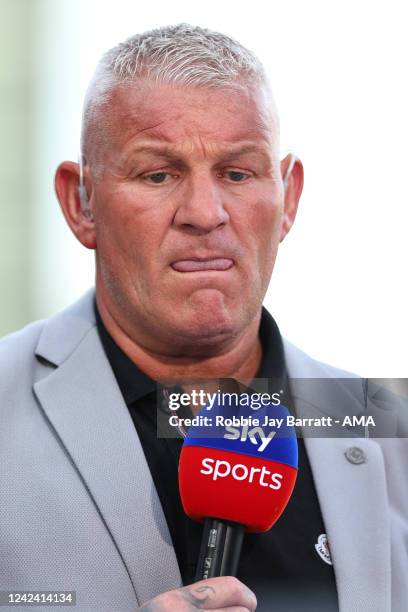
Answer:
171, 258, 234, 273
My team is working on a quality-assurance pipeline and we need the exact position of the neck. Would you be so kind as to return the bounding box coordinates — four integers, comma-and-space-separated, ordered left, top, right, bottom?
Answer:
97, 298, 263, 383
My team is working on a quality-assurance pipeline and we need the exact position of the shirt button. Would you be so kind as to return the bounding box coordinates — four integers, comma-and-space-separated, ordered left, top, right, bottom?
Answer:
344, 446, 366, 464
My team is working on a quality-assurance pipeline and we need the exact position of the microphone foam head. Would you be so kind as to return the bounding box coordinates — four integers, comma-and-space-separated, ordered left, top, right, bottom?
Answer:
179, 398, 298, 533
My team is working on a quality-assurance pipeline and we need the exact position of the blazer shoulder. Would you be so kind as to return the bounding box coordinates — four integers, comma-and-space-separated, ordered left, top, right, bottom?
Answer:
0, 290, 97, 400
0, 319, 45, 368
282, 337, 359, 379
0, 319, 48, 401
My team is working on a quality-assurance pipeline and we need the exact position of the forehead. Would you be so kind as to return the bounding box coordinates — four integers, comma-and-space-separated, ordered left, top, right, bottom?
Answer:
103, 82, 279, 157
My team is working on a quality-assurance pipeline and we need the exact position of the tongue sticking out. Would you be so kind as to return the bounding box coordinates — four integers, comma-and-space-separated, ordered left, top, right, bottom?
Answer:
172, 258, 234, 272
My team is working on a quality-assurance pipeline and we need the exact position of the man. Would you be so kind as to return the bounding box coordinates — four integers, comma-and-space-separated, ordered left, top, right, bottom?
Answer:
0, 24, 407, 612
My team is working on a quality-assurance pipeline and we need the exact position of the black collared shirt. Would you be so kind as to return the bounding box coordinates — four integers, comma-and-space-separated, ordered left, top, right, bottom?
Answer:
96, 307, 338, 611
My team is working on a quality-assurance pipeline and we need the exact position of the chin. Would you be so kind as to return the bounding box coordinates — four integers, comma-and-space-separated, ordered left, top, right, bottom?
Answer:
169, 301, 243, 352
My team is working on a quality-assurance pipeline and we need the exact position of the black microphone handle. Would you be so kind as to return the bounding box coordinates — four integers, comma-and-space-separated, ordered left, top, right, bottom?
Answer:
195, 518, 245, 581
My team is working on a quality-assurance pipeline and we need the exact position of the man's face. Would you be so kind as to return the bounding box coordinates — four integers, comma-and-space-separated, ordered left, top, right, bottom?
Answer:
89, 83, 288, 355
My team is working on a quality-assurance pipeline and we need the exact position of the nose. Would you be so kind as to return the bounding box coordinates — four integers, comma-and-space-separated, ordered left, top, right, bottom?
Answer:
173, 171, 229, 234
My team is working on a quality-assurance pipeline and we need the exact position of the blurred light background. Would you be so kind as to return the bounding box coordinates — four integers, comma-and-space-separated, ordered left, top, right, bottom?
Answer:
1, 0, 407, 377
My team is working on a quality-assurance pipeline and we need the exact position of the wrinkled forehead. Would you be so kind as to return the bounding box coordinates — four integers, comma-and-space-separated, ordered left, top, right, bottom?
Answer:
82, 80, 280, 172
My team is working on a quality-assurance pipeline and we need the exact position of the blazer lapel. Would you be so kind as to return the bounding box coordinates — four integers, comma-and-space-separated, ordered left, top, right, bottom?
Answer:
33, 295, 182, 606
284, 340, 391, 612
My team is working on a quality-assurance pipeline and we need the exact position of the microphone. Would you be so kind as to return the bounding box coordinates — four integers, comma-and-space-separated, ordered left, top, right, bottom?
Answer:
178, 395, 298, 581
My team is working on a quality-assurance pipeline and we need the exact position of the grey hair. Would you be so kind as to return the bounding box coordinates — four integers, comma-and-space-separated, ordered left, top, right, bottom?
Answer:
101, 23, 267, 87
81, 24, 276, 176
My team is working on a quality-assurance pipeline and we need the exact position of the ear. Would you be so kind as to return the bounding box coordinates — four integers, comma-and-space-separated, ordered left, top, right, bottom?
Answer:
280, 154, 304, 242
54, 161, 96, 249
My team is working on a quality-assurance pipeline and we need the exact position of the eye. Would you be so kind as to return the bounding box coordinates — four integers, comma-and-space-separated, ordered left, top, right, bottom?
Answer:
223, 170, 251, 182
143, 172, 171, 184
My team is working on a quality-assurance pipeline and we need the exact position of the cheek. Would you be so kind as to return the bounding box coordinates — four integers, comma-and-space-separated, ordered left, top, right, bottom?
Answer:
94, 196, 169, 306
255, 198, 282, 234
240, 196, 283, 295
234, 191, 283, 258
94, 188, 172, 265
261, 201, 283, 253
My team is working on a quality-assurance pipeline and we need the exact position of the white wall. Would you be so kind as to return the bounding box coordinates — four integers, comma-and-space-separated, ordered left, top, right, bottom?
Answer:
32, 0, 408, 376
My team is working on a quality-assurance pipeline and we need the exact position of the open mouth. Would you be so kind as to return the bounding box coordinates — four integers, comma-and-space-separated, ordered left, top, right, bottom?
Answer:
171, 258, 234, 272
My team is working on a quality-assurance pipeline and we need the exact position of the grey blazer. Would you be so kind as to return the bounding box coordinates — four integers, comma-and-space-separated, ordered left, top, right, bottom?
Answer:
0, 290, 407, 611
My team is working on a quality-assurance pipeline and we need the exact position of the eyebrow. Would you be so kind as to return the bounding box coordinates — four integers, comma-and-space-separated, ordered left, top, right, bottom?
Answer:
125, 144, 183, 161
216, 144, 272, 163
125, 141, 273, 162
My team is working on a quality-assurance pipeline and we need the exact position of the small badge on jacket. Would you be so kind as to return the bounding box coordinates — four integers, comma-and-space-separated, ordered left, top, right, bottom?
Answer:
315, 533, 333, 565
